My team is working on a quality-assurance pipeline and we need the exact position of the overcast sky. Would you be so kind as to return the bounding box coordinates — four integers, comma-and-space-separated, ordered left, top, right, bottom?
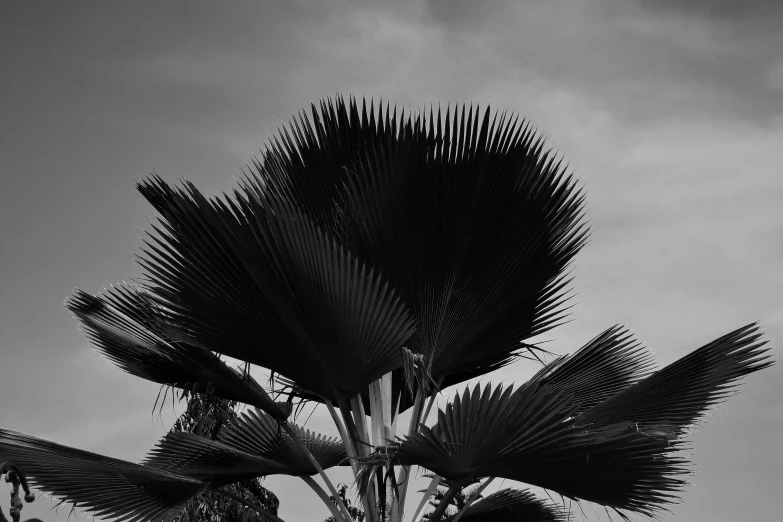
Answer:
1, 1, 782, 521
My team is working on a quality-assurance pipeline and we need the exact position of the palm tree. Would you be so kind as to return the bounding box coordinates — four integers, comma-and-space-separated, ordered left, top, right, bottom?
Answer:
0, 95, 773, 522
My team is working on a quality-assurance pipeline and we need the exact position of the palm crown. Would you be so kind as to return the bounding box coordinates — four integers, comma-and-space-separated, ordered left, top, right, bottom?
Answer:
0, 95, 772, 522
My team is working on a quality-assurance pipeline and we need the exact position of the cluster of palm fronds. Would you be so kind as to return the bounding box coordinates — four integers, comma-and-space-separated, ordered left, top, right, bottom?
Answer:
0, 95, 773, 522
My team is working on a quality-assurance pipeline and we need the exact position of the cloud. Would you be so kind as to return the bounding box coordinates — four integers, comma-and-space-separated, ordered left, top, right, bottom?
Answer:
422, 0, 783, 128
633, 0, 783, 21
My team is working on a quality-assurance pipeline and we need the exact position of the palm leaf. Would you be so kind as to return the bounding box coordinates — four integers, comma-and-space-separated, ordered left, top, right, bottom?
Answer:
135, 175, 415, 403
338, 102, 588, 393
526, 325, 655, 414
244, 96, 404, 237
387, 325, 773, 516
578, 323, 773, 430
65, 285, 285, 418
218, 407, 349, 475
245, 96, 587, 411
384, 382, 687, 517
442, 489, 567, 522
493, 428, 688, 517
0, 428, 207, 522
142, 432, 290, 484
143, 409, 347, 480
383, 382, 580, 480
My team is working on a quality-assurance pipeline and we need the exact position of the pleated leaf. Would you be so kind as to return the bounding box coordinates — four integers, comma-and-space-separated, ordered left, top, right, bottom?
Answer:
0, 428, 207, 522
135, 175, 415, 402
578, 323, 773, 430
218, 407, 349, 475
338, 102, 588, 391
245, 95, 405, 237
492, 428, 689, 517
142, 432, 290, 484
389, 382, 579, 480
65, 285, 284, 418
246, 96, 588, 406
442, 489, 567, 522
526, 325, 656, 414
389, 325, 773, 516
387, 382, 688, 517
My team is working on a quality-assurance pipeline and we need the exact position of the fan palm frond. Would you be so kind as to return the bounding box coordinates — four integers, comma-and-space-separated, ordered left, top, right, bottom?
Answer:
244, 96, 588, 409
494, 427, 688, 517
379, 382, 579, 480
387, 324, 772, 517
135, 175, 415, 403
443, 489, 567, 522
526, 325, 656, 414
244, 96, 404, 237
218, 407, 349, 475
142, 432, 290, 484
65, 286, 284, 418
338, 103, 588, 388
384, 382, 685, 517
578, 323, 772, 431
0, 428, 207, 522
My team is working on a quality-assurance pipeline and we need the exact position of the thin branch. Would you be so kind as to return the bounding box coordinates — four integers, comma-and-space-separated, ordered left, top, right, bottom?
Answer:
301, 475, 347, 522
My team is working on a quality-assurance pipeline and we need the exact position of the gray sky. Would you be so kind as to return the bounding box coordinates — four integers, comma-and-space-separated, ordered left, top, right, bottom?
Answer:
1, 1, 781, 521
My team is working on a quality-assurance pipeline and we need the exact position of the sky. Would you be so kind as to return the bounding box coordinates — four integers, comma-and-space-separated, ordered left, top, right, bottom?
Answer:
1, 0, 782, 521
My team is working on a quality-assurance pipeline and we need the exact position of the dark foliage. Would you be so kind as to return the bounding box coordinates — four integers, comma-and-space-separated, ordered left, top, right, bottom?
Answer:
165, 392, 280, 522
323, 484, 364, 522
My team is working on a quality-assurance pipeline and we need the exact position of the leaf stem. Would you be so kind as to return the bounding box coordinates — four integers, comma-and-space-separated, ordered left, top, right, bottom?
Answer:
391, 388, 424, 522
395, 376, 443, 522
350, 395, 381, 522
301, 475, 348, 522
280, 422, 354, 522
336, 394, 378, 522
326, 399, 358, 474
419, 382, 441, 428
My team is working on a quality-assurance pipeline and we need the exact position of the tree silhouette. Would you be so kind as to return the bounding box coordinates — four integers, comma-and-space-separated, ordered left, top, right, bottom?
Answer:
0, 95, 773, 522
